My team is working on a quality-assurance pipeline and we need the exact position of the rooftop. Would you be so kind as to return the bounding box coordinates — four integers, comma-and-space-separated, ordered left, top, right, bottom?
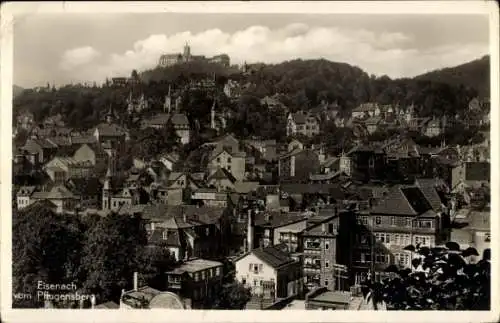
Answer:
167, 258, 223, 274
249, 244, 295, 269
309, 290, 351, 305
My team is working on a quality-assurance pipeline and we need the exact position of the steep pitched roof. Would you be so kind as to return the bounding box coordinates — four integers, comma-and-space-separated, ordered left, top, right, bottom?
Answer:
371, 185, 432, 216
207, 167, 237, 183
254, 211, 307, 228
415, 180, 444, 211
251, 244, 295, 268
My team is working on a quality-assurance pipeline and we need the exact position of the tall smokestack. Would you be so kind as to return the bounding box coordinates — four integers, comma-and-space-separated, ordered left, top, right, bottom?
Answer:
133, 272, 138, 291
247, 209, 254, 252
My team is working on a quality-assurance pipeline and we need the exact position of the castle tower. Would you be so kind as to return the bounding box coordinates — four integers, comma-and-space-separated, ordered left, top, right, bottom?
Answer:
183, 42, 191, 62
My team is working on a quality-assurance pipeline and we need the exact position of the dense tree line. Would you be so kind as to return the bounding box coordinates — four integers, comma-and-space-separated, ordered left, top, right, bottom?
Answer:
12, 203, 250, 309
14, 57, 486, 133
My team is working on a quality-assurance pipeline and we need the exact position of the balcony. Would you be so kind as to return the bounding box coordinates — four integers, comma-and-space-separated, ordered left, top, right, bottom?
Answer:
304, 263, 321, 270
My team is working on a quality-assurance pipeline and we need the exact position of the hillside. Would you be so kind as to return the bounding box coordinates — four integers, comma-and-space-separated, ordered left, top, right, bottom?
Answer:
13, 85, 24, 98
413, 55, 490, 98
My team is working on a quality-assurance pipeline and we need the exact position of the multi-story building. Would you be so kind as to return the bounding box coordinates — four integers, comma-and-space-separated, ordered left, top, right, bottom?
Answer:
351, 103, 380, 119
16, 186, 37, 210
253, 212, 308, 251
349, 145, 386, 183
120, 204, 231, 261
352, 185, 444, 283
302, 214, 339, 292
286, 112, 320, 137
21, 138, 59, 164
165, 258, 224, 309
234, 244, 303, 301
43, 157, 94, 183
207, 146, 246, 182
278, 149, 320, 182
169, 113, 191, 145
30, 185, 80, 214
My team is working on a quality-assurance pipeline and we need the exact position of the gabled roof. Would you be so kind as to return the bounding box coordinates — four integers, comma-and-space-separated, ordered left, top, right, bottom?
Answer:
17, 186, 37, 196
249, 244, 295, 269
254, 211, 307, 228
302, 220, 337, 237
415, 179, 445, 211
208, 167, 237, 183
371, 185, 432, 216
32, 185, 77, 200
120, 204, 226, 225
142, 113, 171, 127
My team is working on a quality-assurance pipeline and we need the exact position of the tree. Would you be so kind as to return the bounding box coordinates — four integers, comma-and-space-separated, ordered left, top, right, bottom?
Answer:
362, 244, 491, 310
139, 243, 176, 290
213, 260, 251, 309
80, 212, 148, 303
12, 203, 85, 308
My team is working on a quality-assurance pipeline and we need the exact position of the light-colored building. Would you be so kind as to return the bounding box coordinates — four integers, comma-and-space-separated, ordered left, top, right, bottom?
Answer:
287, 112, 320, 137
351, 103, 380, 119
158, 42, 230, 67
30, 185, 80, 214
16, 186, 36, 210
44, 157, 94, 183
208, 147, 246, 182
234, 244, 303, 301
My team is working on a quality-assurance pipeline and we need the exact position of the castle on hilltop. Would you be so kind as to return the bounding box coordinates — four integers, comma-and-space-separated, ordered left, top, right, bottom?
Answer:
158, 42, 230, 68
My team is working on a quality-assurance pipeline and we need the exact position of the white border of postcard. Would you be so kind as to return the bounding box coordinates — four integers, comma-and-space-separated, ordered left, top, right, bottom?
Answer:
1, 1, 499, 323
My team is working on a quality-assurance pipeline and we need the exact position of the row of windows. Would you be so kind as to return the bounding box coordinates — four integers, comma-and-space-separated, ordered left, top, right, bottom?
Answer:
304, 239, 329, 250
189, 267, 221, 282
361, 216, 435, 230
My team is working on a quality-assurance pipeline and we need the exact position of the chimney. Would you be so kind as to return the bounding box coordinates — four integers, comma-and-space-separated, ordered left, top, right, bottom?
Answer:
90, 295, 96, 309
247, 209, 254, 252
133, 272, 138, 291
183, 213, 187, 223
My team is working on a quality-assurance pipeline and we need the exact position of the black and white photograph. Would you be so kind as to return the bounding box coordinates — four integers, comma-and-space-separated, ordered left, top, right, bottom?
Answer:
1, 1, 498, 322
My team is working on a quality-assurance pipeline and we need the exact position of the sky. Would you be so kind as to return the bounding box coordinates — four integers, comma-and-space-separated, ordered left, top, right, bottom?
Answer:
13, 13, 490, 88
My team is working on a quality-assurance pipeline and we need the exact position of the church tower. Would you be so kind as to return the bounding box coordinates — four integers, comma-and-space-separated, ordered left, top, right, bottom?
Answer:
210, 100, 216, 130
102, 147, 116, 210
164, 85, 172, 113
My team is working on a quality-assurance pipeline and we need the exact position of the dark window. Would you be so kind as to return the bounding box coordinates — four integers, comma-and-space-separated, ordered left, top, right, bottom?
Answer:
328, 223, 334, 233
